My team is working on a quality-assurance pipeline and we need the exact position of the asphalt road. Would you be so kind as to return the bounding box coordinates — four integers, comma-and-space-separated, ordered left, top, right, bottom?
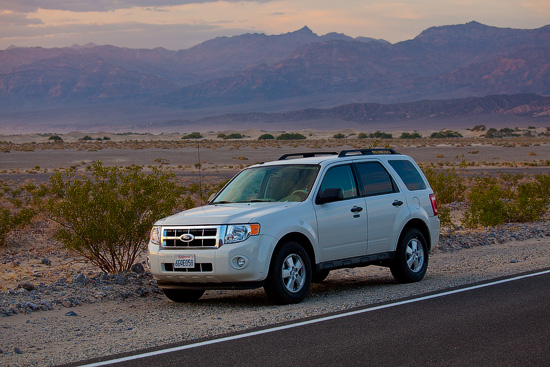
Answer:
77, 270, 550, 367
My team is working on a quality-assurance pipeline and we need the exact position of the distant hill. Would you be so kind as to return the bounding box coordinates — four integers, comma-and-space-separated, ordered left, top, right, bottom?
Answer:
0, 22, 549, 132
197, 93, 550, 125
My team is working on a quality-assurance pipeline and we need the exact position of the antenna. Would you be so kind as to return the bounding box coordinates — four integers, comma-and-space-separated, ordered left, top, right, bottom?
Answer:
197, 140, 203, 206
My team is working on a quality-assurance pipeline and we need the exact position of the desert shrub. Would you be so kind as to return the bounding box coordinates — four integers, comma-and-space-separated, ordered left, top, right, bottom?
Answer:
258, 134, 275, 140
48, 135, 63, 142
423, 167, 465, 205
276, 133, 306, 140
463, 174, 550, 227
369, 131, 392, 139
430, 130, 463, 139
423, 167, 465, 228
400, 132, 422, 139
333, 133, 346, 139
0, 181, 35, 246
471, 125, 486, 132
483, 127, 520, 138
223, 133, 244, 140
182, 132, 203, 139
357, 132, 368, 139
34, 162, 186, 273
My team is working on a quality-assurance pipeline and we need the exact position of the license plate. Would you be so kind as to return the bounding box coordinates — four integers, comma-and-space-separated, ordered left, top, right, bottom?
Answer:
174, 254, 195, 269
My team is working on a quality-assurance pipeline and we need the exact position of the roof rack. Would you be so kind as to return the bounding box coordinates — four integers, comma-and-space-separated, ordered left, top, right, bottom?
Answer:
338, 148, 399, 157
278, 152, 338, 160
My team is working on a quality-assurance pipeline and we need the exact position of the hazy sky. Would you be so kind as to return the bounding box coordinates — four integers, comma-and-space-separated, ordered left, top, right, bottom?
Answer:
0, 0, 548, 50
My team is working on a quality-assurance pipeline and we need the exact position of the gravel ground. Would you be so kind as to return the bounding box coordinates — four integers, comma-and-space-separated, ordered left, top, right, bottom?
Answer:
1, 221, 549, 367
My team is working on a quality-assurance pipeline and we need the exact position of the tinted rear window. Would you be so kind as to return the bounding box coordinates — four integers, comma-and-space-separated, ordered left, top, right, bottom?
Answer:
356, 162, 396, 196
388, 160, 426, 191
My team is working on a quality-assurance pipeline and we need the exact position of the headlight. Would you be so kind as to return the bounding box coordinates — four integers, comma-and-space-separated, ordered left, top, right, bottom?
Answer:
150, 226, 161, 245
224, 224, 260, 244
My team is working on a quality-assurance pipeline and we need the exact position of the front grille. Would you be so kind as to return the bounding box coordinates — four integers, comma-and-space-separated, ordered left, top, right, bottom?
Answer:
163, 263, 213, 272
162, 227, 219, 248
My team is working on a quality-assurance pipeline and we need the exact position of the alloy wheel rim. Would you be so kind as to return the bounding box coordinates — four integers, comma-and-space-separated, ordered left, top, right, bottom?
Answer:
406, 238, 425, 273
281, 254, 305, 293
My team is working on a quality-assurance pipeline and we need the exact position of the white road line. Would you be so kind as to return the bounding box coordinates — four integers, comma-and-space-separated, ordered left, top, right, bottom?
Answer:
79, 269, 550, 367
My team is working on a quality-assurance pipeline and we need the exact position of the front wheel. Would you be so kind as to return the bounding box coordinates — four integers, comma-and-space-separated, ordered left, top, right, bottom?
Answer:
264, 242, 312, 305
390, 228, 428, 283
162, 288, 205, 303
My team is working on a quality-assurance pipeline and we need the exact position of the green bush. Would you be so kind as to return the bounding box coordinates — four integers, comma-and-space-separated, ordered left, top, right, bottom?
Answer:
483, 127, 520, 138
34, 162, 187, 273
463, 174, 550, 227
332, 133, 346, 139
0, 181, 35, 246
182, 132, 203, 139
48, 135, 63, 142
423, 167, 465, 228
258, 134, 275, 140
369, 131, 392, 139
400, 132, 422, 139
223, 133, 244, 140
423, 167, 465, 205
276, 133, 306, 140
430, 130, 463, 139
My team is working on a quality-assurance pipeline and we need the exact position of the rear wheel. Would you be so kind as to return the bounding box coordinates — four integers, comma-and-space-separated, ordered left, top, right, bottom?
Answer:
264, 241, 312, 304
390, 228, 428, 283
162, 288, 205, 303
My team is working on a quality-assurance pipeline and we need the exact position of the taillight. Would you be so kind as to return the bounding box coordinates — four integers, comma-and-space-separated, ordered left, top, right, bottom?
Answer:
429, 194, 438, 216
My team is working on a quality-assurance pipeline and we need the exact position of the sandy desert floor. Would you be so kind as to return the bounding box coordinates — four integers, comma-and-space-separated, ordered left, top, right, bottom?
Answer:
0, 130, 549, 366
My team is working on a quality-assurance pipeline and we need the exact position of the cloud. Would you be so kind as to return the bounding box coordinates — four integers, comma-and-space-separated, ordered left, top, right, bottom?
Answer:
0, 11, 43, 26
1, 0, 273, 13
0, 21, 253, 50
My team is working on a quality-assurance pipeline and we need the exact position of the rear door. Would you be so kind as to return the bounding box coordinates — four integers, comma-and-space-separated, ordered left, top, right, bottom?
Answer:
355, 161, 410, 254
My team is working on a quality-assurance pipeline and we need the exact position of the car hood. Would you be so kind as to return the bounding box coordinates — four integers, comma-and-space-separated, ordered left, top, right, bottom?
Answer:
155, 202, 301, 226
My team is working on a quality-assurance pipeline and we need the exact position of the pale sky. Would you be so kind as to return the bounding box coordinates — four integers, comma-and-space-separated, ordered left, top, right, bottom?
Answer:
0, 0, 549, 50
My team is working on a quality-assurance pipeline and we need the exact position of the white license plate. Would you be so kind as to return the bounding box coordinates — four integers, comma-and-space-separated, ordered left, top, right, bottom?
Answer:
174, 254, 195, 269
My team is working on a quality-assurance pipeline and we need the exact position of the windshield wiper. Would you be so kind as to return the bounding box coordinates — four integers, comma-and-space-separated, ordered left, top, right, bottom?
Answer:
213, 201, 234, 204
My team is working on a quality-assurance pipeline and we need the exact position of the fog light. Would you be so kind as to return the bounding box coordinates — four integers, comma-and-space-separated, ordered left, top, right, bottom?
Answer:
230, 256, 249, 270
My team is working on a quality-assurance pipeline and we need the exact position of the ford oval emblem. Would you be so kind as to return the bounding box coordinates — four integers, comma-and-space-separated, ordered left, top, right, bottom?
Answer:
180, 233, 195, 242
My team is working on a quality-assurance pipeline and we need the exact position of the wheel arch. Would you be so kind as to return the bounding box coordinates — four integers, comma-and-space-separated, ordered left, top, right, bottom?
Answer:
400, 218, 432, 252
275, 232, 316, 266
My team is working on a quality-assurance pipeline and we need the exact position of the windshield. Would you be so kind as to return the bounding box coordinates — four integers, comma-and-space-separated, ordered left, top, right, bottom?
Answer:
212, 164, 320, 203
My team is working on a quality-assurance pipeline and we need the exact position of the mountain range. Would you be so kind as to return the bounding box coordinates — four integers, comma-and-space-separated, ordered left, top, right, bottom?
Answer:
0, 21, 549, 133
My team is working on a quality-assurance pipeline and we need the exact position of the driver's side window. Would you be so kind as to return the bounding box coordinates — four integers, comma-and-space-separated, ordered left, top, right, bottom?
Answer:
319, 165, 358, 200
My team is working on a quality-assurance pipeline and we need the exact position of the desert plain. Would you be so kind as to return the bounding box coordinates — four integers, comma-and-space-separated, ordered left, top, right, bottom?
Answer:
0, 127, 550, 366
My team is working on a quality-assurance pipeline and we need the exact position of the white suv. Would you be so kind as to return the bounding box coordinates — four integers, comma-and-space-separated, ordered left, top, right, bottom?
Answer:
148, 149, 440, 304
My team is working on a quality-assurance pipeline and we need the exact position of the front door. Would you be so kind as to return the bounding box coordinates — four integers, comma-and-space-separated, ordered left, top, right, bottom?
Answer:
314, 164, 368, 262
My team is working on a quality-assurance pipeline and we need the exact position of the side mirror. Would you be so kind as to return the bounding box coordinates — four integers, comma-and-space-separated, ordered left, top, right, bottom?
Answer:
317, 188, 343, 204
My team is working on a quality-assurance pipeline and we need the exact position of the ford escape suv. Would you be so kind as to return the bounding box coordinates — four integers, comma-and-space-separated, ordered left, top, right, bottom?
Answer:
147, 149, 440, 304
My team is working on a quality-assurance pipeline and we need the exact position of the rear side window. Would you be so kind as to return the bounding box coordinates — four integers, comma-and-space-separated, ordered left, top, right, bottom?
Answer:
389, 160, 427, 191
356, 162, 396, 196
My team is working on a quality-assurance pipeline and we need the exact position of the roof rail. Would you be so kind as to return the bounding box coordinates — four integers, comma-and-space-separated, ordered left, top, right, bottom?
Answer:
278, 152, 338, 160
338, 148, 399, 157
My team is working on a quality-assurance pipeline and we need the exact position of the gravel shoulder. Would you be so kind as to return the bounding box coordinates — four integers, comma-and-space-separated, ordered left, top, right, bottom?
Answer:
1, 234, 549, 367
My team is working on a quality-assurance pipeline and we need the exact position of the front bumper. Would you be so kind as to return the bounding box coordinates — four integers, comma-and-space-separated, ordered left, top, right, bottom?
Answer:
148, 235, 272, 287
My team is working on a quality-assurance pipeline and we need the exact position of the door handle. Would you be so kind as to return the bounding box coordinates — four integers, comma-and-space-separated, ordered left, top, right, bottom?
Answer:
351, 206, 363, 213
392, 200, 404, 207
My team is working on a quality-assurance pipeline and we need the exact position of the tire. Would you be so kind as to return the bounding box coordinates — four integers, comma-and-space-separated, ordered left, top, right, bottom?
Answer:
390, 228, 428, 283
312, 269, 331, 283
162, 288, 205, 303
264, 241, 312, 305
